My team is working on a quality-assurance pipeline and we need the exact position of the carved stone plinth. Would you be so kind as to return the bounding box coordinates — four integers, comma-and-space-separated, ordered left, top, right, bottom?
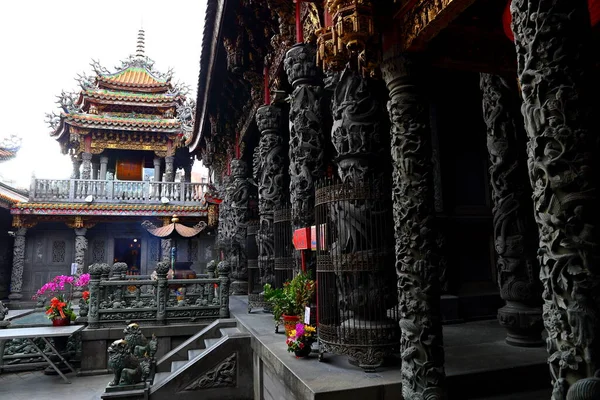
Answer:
479, 73, 543, 347
381, 52, 446, 398
512, 1, 600, 396
254, 105, 286, 286
8, 228, 27, 300
285, 44, 325, 232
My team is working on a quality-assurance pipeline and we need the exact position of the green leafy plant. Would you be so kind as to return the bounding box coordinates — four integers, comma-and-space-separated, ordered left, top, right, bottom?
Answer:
263, 271, 315, 322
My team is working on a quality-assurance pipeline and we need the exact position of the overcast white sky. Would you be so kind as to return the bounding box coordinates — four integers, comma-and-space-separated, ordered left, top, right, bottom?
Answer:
0, 0, 207, 188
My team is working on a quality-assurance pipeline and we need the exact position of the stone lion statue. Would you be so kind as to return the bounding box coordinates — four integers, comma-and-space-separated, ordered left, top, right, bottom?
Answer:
123, 323, 158, 359
107, 339, 142, 386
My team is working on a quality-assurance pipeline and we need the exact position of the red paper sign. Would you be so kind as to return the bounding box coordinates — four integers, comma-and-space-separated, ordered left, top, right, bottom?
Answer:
293, 228, 311, 250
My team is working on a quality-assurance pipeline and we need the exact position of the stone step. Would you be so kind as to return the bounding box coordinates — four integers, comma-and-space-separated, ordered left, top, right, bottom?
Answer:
170, 360, 188, 373
204, 338, 222, 348
219, 327, 241, 337
153, 371, 170, 387
187, 348, 206, 360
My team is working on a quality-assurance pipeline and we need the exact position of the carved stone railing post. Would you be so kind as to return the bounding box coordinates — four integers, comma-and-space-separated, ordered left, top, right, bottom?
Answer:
100, 263, 111, 301
88, 263, 103, 329
381, 51, 446, 399
81, 152, 92, 180
8, 228, 27, 301
511, 1, 600, 397
218, 260, 231, 318
155, 261, 170, 325
479, 73, 543, 347
284, 43, 325, 233
254, 105, 286, 287
206, 259, 216, 279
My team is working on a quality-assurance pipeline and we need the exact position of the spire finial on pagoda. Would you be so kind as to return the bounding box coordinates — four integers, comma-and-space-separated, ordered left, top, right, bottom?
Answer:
136, 28, 145, 59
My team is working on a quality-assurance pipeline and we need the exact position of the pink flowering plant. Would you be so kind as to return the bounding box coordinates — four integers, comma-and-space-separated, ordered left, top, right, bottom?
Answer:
32, 274, 90, 320
286, 323, 316, 354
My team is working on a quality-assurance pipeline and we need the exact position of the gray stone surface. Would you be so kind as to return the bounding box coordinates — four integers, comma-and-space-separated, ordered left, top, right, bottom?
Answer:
0, 370, 110, 400
0, 325, 84, 339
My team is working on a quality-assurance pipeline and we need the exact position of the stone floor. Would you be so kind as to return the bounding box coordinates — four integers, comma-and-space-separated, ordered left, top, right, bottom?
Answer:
0, 370, 110, 400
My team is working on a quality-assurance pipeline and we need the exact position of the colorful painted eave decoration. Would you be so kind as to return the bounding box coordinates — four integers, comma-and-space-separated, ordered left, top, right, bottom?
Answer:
81, 90, 181, 104
11, 203, 207, 217
64, 113, 181, 132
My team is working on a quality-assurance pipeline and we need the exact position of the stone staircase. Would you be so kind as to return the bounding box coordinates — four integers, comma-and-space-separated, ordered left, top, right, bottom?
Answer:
149, 319, 253, 400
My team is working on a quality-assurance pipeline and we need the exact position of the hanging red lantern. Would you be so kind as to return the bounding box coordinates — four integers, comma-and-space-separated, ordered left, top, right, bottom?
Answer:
503, 0, 600, 41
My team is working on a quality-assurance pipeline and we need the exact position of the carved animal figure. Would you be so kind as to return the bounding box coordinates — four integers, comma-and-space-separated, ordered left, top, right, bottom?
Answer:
107, 339, 142, 386
123, 323, 158, 359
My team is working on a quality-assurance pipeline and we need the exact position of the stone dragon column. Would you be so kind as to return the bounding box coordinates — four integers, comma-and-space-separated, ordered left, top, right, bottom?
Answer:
8, 228, 27, 300
81, 152, 92, 180
284, 44, 325, 234
74, 228, 88, 276
381, 52, 446, 399
254, 105, 286, 287
164, 156, 175, 182
511, 1, 600, 397
479, 73, 543, 347
229, 159, 250, 295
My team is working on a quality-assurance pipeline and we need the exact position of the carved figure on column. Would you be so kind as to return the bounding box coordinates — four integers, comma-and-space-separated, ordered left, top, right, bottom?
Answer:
74, 228, 88, 276
285, 44, 325, 231
511, 1, 600, 397
480, 73, 543, 347
161, 239, 172, 263
81, 152, 93, 180
255, 105, 286, 286
381, 53, 446, 399
8, 228, 27, 300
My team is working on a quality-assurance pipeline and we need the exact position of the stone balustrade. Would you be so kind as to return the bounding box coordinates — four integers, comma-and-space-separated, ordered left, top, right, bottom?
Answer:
87, 264, 229, 329
29, 178, 208, 205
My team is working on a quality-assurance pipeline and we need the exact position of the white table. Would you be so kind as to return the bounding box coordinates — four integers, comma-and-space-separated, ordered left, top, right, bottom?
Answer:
0, 325, 85, 383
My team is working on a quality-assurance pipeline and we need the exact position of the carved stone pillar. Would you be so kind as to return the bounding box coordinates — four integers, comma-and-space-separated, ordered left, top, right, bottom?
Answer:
155, 261, 169, 325
74, 228, 88, 277
71, 156, 82, 179
381, 52, 446, 398
511, 1, 600, 396
218, 260, 231, 318
81, 152, 92, 180
91, 161, 99, 180
254, 105, 285, 286
164, 156, 175, 182
161, 239, 172, 263
8, 228, 27, 300
87, 264, 103, 329
480, 73, 543, 347
183, 161, 192, 183
99, 156, 108, 180
284, 44, 325, 232
153, 157, 162, 182
229, 159, 250, 295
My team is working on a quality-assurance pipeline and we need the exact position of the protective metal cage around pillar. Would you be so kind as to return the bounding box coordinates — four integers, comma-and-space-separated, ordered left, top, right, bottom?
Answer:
247, 220, 267, 312
274, 205, 295, 288
315, 178, 400, 371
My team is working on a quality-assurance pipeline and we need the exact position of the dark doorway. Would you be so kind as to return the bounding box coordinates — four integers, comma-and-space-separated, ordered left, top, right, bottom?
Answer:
114, 238, 142, 275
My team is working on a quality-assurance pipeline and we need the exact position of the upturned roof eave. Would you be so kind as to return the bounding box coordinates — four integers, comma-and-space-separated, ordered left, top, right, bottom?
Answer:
190, 0, 226, 153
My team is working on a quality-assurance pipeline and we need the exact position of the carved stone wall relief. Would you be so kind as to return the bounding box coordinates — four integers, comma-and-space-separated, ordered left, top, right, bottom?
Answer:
480, 73, 543, 347
52, 240, 66, 263
511, 1, 600, 396
180, 353, 237, 391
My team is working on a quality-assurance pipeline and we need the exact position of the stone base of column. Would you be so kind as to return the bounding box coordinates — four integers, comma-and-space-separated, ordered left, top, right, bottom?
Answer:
498, 302, 544, 347
8, 292, 22, 301
230, 280, 248, 296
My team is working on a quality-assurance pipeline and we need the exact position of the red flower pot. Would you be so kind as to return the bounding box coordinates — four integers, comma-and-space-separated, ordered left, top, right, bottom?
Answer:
52, 317, 71, 327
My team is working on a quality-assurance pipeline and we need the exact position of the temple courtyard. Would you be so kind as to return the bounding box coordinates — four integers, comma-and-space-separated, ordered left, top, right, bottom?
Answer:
0, 296, 553, 400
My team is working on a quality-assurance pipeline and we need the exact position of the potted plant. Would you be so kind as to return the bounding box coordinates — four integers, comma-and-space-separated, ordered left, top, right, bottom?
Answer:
286, 323, 317, 358
33, 274, 90, 325
263, 271, 315, 336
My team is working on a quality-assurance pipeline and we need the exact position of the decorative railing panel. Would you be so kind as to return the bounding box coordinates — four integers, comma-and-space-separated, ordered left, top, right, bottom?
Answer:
88, 263, 228, 328
29, 179, 208, 205
274, 206, 294, 288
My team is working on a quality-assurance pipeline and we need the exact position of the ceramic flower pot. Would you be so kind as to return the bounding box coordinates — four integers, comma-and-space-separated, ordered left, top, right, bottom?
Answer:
282, 314, 301, 337
52, 317, 71, 327
294, 344, 312, 358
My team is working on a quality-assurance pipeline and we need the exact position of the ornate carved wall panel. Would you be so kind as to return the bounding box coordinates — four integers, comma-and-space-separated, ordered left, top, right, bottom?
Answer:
92, 240, 107, 263
51, 241, 66, 263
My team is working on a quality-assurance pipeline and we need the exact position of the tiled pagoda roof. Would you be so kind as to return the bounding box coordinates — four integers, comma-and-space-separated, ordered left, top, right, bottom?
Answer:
80, 89, 182, 106
62, 113, 181, 132
98, 67, 170, 92
0, 148, 16, 161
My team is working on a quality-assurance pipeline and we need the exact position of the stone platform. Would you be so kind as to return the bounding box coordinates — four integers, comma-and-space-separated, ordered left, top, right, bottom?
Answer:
231, 295, 551, 400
